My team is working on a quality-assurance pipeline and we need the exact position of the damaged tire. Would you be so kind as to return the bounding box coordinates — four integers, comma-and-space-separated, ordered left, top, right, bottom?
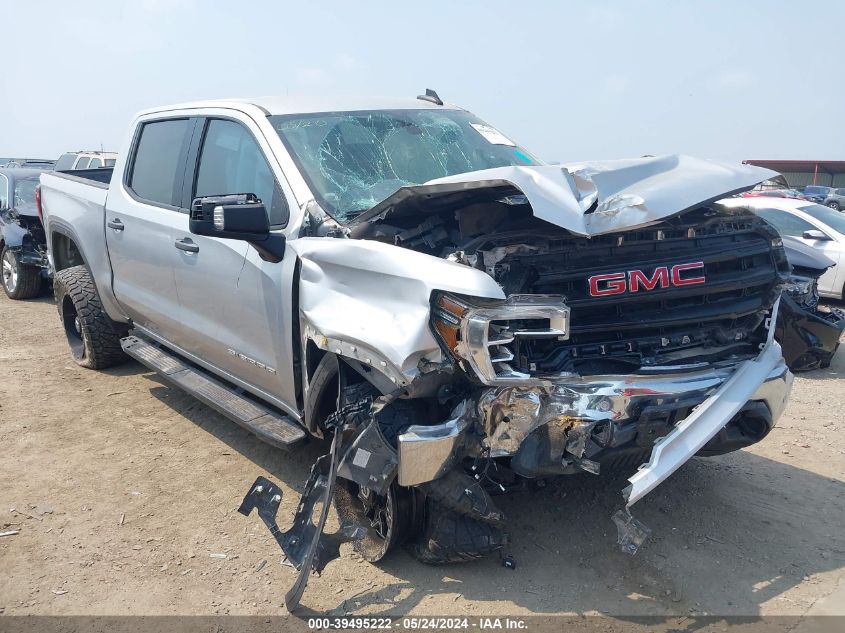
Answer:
410, 500, 507, 565
308, 353, 422, 562
308, 353, 507, 566
54, 265, 127, 369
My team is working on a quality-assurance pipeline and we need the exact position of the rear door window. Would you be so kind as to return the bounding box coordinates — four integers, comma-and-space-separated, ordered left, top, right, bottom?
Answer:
54, 153, 77, 171
128, 118, 192, 208
193, 119, 288, 228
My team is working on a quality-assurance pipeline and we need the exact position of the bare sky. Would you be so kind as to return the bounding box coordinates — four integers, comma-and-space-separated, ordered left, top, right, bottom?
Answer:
3, 0, 843, 163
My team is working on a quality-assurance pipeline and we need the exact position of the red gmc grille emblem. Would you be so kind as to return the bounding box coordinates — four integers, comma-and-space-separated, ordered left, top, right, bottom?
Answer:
588, 261, 706, 297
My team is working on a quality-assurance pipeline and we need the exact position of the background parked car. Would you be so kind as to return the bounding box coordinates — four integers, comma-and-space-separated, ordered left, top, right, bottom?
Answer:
721, 196, 845, 299
0, 167, 50, 299
802, 185, 834, 204
739, 188, 811, 201
53, 151, 117, 171
1, 158, 56, 169
823, 187, 845, 211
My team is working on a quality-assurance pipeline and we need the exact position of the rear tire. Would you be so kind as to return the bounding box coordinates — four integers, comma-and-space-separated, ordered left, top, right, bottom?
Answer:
1, 246, 41, 300
53, 265, 127, 369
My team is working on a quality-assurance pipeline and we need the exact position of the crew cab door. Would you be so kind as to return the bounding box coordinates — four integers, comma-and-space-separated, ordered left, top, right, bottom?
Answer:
106, 117, 197, 340
169, 115, 299, 414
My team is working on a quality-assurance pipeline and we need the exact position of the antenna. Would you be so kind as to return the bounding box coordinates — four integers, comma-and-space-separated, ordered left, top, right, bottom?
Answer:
416, 88, 443, 106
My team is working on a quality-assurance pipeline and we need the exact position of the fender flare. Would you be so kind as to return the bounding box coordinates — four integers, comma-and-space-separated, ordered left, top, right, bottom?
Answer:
48, 220, 91, 271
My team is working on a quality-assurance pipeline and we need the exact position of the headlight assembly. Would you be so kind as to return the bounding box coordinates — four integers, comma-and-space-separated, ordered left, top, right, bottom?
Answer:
431, 292, 571, 385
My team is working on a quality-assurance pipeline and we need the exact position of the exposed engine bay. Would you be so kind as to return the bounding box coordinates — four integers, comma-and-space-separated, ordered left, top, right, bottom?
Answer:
243, 159, 794, 610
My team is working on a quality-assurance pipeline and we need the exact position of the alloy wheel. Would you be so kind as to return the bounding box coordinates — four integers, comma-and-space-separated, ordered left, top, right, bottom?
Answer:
2, 250, 17, 293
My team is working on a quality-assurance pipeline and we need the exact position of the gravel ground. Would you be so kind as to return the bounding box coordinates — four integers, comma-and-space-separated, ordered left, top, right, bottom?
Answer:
0, 291, 843, 617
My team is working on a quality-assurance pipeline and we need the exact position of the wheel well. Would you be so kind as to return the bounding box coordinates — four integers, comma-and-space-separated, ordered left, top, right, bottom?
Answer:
305, 340, 326, 384
52, 233, 84, 272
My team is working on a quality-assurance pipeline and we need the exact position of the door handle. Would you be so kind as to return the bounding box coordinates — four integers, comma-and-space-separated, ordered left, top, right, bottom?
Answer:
174, 238, 199, 253
107, 218, 124, 231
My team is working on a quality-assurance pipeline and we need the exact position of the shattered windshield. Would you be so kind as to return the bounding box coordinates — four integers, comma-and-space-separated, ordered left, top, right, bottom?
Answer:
14, 178, 38, 206
270, 109, 541, 222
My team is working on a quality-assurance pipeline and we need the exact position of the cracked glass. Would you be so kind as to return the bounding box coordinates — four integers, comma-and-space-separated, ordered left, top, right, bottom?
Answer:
270, 109, 540, 222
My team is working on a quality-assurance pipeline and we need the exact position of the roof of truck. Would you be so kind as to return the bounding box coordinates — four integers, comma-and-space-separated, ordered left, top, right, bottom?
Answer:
138, 95, 462, 117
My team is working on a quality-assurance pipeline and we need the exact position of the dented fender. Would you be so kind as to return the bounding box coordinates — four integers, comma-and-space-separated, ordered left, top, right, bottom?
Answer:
290, 237, 504, 385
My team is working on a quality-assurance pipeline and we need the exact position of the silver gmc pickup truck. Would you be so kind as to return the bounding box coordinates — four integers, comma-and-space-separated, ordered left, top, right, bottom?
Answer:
40, 93, 793, 608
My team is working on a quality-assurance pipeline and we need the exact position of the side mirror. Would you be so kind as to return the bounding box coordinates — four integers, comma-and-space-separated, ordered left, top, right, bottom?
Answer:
190, 193, 285, 262
802, 229, 831, 241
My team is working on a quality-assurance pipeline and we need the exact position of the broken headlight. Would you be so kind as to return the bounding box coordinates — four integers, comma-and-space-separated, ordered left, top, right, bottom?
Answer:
431, 292, 571, 384
783, 275, 819, 309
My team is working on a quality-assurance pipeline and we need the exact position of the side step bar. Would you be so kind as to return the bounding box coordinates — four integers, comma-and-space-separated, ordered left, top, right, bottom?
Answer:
121, 335, 306, 450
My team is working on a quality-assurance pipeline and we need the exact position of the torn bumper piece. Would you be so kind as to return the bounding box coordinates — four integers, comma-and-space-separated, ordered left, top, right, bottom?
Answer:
624, 335, 790, 507
397, 401, 470, 486
238, 397, 403, 610
238, 437, 366, 611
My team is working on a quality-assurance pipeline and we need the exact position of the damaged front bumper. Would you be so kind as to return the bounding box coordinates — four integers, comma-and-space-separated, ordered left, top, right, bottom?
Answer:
776, 292, 845, 372
398, 300, 792, 509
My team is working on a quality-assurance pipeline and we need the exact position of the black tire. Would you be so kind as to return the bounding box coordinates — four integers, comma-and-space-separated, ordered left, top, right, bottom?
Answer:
307, 354, 507, 566
307, 354, 422, 562
1, 246, 42, 300
410, 500, 507, 565
305, 353, 342, 434
828, 201, 841, 211
305, 353, 414, 440
418, 468, 504, 524
53, 265, 127, 369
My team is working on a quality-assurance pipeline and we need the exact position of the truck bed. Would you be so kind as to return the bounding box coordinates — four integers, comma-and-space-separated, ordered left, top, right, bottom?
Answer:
39, 168, 124, 319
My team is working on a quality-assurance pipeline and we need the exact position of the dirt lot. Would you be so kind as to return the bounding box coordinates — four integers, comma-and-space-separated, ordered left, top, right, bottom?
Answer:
1, 291, 844, 618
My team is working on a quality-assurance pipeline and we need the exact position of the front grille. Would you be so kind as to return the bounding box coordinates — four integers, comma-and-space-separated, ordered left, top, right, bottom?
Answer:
488, 208, 788, 373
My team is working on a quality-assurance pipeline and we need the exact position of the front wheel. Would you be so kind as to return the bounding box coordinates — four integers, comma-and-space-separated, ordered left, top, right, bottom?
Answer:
335, 479, 422, 562
53, 265, 127, 369
307, 353, 423, 561
827, 201, 841, 211
1, 246, 41, 300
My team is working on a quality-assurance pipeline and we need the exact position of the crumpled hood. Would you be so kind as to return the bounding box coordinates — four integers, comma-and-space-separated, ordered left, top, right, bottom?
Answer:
352, 155, 777, 237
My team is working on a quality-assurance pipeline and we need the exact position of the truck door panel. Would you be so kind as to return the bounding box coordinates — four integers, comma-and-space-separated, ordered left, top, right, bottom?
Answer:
107, 118, 197, 341
171, 117, 298, 413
